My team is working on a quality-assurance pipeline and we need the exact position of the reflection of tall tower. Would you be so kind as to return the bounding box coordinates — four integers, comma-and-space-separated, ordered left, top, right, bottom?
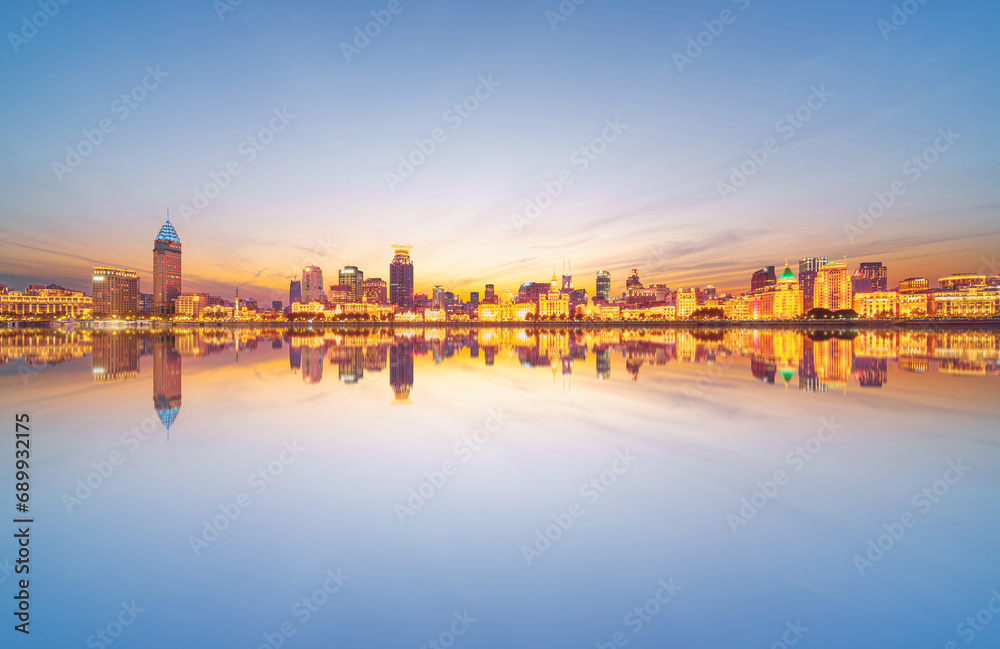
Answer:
289, 340, 302, 370
595, 347, 611, 380
301, 345, 324, 384
153, 218, 182, 315
798, 338, 820, 393
92, 333, 140, 382
153, 334, 182, 432
389, 245, 414, 308
390, 339, 415, 404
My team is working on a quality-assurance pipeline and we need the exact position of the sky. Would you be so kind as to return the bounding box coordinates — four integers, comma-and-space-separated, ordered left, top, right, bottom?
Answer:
0, 0, 998, 303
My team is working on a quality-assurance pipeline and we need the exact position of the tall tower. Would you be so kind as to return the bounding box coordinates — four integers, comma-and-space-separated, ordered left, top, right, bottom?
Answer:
596, 270, 611, 301
389, 245, 414, 309
302, 266, 324, 303
153, 217, 182, 315
339, 266, 364, 302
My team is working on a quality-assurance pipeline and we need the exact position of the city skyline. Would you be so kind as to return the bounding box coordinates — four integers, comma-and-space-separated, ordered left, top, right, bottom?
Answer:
2, 212, 997, 308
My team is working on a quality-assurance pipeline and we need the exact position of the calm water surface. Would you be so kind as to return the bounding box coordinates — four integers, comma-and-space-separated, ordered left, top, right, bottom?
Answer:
2, 326, 999, 648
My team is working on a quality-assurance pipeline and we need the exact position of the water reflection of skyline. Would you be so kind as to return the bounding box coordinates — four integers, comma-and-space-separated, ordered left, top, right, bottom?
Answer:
1, 327, 998, 428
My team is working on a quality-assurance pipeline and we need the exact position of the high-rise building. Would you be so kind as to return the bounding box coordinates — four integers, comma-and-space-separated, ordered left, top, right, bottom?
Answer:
851, 270, 872, 295
815, 262, 852, 311
470, 292, 480, 308
389, 245, 414, 308
272, 300, 282, 311
432, 285, 445, 308
138, 293, 154, 314
859, 262, 888, 292
153, 218, 182, 315
289, 280, 302, 305
751, 266, 776, 293
363, 278, 387, 304
339, 266, 364, 302
302, 267, 324, 302
92, 266, 139, 316
596, 270, 611, 301
798, 257, 828, 307
484, 284, 495, 302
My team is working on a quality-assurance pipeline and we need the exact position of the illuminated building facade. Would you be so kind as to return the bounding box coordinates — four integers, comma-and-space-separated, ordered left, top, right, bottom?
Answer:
92, 267, 139, 316
175, 293, 207, 319
302, 266, 324, 303
677, 288, 698, 318
389, 245, 414, 308
152, 219, 182, 315
899, 277, 929, 293
0, 285, 91, 318
724, 295, 753, 320
815, 262, 852, 311
898, 292, 931, 318
854, 292, 899, 318
939, 273, 987, 290
932, 287, 1000, 318
538, 272, 570, 318
477, 291, 535, 321
363, 278, 387, 304
328, 284, 352, 305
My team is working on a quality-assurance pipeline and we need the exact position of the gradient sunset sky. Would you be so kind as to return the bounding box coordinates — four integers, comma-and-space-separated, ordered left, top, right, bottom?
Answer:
1, 0, 998, 303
